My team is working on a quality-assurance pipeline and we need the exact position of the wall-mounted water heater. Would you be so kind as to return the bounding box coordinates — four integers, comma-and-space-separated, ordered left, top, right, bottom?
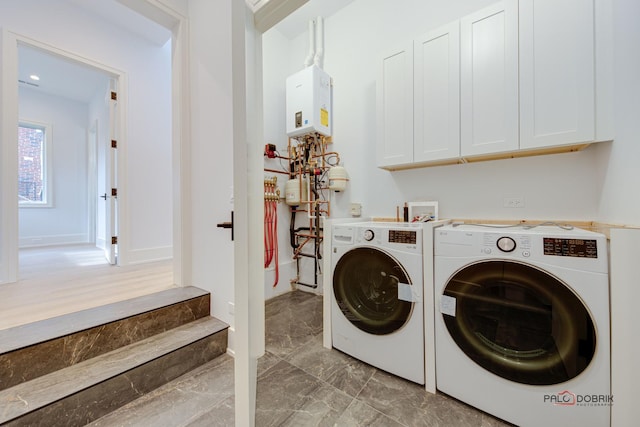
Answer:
286, 64, 332, 138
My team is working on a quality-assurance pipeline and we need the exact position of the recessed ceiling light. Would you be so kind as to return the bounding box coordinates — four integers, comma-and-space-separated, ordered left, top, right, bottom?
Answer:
29, 74, 40, 81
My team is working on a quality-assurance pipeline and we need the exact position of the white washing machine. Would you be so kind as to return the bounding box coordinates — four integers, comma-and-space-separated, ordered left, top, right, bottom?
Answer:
331, 222, 425, 384
434, 224, 611, 427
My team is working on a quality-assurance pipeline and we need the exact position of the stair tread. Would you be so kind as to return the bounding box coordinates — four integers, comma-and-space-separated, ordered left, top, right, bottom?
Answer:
0, 316, 228, 424
0, 286, 209, 354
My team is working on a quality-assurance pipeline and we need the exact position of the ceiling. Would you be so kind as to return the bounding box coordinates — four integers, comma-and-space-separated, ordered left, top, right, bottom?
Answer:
18, 0, 170, 104
19, 0, 355, 103
67, 0, 171, 46
18, 44, 112, 104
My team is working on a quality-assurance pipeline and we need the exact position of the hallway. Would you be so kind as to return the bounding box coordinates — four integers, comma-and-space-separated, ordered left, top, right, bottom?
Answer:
0, 245, 174, 330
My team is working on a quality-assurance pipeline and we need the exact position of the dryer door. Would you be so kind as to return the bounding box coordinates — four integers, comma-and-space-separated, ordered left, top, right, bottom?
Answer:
333, 247, 413, 335
441, 260, 596, 385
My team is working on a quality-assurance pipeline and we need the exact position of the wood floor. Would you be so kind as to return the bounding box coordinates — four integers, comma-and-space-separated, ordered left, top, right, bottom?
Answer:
0, 244, 175, 331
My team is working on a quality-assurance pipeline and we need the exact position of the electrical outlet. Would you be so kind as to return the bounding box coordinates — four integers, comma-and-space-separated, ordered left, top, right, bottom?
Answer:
228, 302, 234, 315
503, 197, 525, 208
350, 203, 362, 217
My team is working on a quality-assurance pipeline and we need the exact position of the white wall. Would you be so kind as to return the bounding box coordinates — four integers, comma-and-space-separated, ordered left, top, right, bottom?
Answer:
127, 39, 173, 262
596, 0, 640, 225
0, 0, 173, 263
18, 88, 90, 247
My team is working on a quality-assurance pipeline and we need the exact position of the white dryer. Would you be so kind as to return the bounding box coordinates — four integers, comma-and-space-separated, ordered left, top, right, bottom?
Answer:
331, 222, 425, 384
434, 224, 610, 427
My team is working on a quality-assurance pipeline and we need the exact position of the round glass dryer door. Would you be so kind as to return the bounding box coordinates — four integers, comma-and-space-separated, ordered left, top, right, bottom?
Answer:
442, 260, 596, 385
333, 247, 413, 335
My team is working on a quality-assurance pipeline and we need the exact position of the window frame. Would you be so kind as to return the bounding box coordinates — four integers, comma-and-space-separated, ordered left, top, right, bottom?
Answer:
18, 119, 53, 208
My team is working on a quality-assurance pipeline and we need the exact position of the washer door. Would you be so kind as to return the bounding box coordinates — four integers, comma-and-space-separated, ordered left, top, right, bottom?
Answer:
442, 260, 596, 385
333, 247, 413, 335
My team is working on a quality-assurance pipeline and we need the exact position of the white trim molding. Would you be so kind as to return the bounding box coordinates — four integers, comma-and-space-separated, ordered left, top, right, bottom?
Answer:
0, 28, 20, 285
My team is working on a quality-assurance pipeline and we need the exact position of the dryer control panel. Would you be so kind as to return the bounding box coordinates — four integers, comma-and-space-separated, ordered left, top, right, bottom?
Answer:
543, 238, 598, 258
434, 224, 608, 274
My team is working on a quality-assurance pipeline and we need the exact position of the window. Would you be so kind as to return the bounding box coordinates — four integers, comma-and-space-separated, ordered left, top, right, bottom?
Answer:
18, 120, 52, 207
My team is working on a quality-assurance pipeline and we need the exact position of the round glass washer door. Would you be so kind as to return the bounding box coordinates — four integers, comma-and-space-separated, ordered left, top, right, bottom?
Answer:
442, 260, 596, 385
333, 247, 413, 335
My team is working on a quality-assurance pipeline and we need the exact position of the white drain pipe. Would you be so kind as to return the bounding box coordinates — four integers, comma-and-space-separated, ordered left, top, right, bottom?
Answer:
303, 19, 315, 67
313, 16, 324, 69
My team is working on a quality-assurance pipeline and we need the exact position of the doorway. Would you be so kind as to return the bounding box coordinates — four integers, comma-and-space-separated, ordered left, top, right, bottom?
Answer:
16, 41, 123, 273
17, 43, 116, 265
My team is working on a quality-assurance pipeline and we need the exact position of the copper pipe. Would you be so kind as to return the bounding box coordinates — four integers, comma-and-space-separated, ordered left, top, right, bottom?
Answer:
264, 168, 289, 175
293, 237, 312, 257
311, 151, 340, 165
295, 233, 321, 239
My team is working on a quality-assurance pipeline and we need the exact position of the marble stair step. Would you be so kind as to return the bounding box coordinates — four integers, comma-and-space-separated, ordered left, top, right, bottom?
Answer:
0, 286, 210, 391
0, 316, 229, 427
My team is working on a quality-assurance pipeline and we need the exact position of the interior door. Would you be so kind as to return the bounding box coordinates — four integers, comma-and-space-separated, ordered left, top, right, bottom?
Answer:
104, 78, 118, 264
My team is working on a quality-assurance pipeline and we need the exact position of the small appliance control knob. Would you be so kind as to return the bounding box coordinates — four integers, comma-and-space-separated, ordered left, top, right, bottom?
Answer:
363, 229, 375, 241
496, 236, 516, 252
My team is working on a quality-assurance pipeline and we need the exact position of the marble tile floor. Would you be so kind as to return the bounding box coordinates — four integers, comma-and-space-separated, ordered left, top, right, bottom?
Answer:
90, 291, 512, 427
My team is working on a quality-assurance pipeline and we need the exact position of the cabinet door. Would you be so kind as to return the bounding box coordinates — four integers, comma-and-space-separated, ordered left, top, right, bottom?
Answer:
460, 1, 519, 157
376, 43, 414, 168
414, 21, 460, 163
519, 0, 595, 149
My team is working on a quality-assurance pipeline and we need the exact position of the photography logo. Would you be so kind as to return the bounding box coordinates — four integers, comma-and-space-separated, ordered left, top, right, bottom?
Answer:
543, 390, 613, 407
545, 390, 576, 406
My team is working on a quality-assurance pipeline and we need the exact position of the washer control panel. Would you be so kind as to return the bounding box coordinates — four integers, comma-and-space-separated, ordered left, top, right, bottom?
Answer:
333, 223, 423, 253
389, 229, 417, 245
496, 236, 516, 252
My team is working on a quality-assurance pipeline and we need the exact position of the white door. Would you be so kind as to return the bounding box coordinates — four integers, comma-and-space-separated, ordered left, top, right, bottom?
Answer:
376, 42, 414, 168
414, 21, 460, 163
104, 79, 118, 264
519, 0, 595, 149
460, 0, 519, 157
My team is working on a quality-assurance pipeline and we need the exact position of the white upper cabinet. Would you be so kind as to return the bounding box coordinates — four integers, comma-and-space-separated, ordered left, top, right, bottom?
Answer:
376, 43, 414, 168
519, 0, 595, 149
414, 22, 461, 163
376, 0, 611, 170
460, 0, 519, 157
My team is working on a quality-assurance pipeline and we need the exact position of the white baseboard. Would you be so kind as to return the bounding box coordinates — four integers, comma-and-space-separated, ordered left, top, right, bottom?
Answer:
226, 326, 235, 357
264, 260, 297, 300
96, 237, 106, 250
127, 246, 173, 264
19, 233, 89, 248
